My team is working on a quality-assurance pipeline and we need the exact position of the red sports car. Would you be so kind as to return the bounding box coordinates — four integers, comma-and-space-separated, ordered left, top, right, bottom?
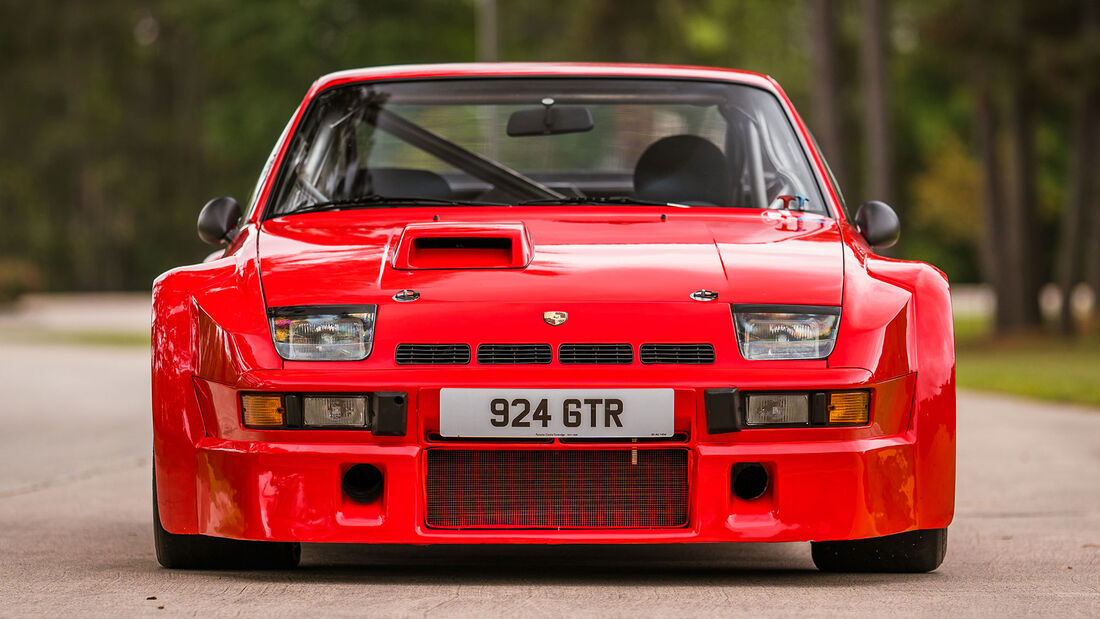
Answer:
152, 63, 954, 572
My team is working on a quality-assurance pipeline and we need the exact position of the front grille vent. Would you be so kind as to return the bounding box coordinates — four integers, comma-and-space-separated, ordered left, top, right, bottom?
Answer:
425, 449, 689, 528
640, 343, 716, 364
477, 344, 552, 365
558, 343, 633, 365
395, 344, 471, 365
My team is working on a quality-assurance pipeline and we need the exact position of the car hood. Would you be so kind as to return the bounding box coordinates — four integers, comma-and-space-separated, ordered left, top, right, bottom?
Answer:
256, 208, 844, 307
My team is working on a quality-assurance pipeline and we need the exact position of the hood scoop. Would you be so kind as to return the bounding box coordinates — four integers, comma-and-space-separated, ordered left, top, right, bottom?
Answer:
391, 222, 533, 270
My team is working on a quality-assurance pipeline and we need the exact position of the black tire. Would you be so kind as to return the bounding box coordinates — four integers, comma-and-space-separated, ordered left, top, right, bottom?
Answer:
153, 465, 300, 570
811, 528, 947, 573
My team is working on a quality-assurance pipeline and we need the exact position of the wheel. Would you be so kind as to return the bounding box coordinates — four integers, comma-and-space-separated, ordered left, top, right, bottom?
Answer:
153, 465, 300, 569
811, 528, 947, 573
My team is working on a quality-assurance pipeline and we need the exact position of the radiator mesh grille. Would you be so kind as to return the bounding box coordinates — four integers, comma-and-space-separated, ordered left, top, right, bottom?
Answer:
425, 449, 689, 528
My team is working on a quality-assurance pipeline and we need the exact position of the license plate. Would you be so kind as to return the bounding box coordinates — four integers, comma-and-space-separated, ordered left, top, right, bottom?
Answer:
439, 388, 674, 438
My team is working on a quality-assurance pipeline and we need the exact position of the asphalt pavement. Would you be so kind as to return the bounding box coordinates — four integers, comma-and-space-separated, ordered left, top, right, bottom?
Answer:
0, 340, 1097, 617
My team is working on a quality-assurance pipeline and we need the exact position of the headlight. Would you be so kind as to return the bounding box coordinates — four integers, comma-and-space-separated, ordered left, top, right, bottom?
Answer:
732, 305, 840, 360
268, 305, 376, 361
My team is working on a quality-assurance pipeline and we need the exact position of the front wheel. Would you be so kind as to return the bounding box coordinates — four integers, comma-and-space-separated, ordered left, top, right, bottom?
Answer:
811, 528, 947, 573
153, 465, 300, 570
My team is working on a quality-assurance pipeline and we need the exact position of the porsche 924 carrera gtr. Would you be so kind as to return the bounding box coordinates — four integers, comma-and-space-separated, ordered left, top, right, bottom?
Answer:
152, 63, 954, 572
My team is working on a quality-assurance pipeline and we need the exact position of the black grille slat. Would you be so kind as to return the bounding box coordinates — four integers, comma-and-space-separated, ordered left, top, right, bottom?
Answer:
640, 344, 716, 365
558, 343, 633, 365
477, 344, 552, 365
395, 344, 471, 365
560, 433, 690, 444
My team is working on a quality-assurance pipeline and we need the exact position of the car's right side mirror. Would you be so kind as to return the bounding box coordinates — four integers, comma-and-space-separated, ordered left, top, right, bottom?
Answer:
197, 196, 242, 246
853, 200, 900, 249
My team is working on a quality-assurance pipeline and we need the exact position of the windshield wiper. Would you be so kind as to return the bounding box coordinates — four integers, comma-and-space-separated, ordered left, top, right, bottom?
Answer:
515, 195, 686, 207
289, 193, 687, 216
292, 194, 508, 214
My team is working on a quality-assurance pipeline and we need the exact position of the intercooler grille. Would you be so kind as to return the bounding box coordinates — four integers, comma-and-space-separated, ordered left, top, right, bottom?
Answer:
425, 449, 689, 528
640, 343, 716, 364
558, 343, 633, 365
477, 344, 553, 365
395, 344, 471, 365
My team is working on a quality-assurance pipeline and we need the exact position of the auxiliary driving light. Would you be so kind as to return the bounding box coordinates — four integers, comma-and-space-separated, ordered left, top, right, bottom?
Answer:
827, 391, 870, 425
705, 389, 873, 432
303, 396, 370, 428
240, 392, 404, 433
241, 394, 285, 427
744, 393, 810, 426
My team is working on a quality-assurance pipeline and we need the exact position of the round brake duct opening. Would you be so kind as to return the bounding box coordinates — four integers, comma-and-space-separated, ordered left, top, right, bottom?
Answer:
732, 462, 769, 501
343, 464, 384, 504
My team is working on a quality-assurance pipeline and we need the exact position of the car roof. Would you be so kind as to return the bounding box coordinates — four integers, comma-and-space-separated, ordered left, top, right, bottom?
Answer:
306, 62, 780, 99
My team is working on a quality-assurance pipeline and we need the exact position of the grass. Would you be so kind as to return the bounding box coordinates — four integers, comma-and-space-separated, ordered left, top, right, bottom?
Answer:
2, 328, 150, 348
954, 314, 1100, 408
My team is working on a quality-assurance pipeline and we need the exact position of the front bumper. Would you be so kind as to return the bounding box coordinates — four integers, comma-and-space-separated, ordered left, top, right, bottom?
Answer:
156, 369, 953, 544
191, 433, 922, 544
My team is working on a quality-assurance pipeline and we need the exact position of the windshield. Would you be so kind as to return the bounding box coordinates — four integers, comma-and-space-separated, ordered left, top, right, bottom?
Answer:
266, 78, 826, 217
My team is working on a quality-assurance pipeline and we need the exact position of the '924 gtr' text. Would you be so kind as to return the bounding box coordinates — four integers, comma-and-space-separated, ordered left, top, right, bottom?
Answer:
490, 397, 624, 429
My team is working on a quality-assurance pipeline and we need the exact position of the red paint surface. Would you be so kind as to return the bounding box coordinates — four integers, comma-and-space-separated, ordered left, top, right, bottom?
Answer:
152, 63, 954, 544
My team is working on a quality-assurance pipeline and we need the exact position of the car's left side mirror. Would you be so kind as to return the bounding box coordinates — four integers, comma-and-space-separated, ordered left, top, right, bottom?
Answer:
853, 200, 900, 249
197, 196, 241, 246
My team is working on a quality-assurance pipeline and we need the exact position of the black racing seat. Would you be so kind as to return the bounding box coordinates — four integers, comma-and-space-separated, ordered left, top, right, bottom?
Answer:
349, 167, 453, 199
633, 135, 731, 206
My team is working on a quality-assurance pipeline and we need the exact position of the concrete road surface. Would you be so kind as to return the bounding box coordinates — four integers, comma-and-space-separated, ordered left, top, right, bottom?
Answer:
0, 342, 1097, 617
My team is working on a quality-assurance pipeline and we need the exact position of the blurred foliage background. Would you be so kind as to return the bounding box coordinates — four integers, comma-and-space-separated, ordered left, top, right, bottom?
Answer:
1, 0, 1098, 337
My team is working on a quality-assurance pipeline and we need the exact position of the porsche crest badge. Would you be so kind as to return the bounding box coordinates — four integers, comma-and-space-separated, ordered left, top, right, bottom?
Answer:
543, 311, 568, 326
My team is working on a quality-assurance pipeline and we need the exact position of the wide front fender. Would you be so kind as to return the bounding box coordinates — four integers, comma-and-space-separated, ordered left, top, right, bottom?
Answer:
862, 250, 955, 530
823, 234, 955, 530
152, 229, 279, 534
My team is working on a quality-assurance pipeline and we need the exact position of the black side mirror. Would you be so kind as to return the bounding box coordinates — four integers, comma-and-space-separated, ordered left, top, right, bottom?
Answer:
853, 200, 900, 249
197, 197, 241, 246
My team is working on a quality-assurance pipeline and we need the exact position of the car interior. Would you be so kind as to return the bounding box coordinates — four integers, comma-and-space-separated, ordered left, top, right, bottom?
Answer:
268, 78, 823, 216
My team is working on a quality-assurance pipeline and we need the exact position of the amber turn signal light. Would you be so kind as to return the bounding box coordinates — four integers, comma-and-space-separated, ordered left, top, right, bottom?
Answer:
242, 394, 285, 427
827, 391, 870, 425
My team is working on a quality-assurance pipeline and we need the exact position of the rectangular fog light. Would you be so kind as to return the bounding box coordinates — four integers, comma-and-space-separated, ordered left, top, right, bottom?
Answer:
303, 396, 370, 428
744, 393, 810, 426
827, 391, 870, 425
242, 394, 285, 427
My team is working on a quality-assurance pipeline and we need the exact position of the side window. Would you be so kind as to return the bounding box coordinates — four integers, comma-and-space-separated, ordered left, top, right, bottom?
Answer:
244, 113, 297, 221
807, 130, 848, 218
